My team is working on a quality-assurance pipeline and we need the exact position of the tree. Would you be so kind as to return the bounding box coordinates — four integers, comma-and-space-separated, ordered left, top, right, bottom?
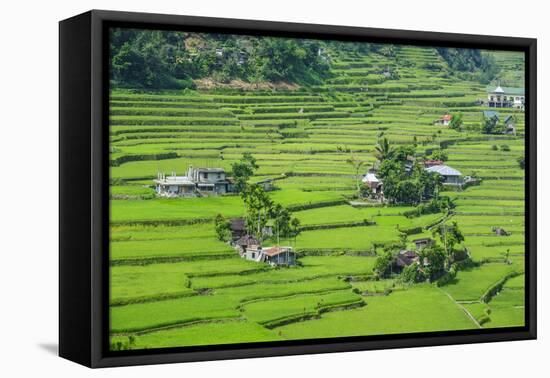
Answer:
481, 114, 504, 134
429, 149, 448, 162
401, 263, 426, 284
241, 184, 273, 239
214, 214, 232, 242
373, 251, 394, 278
346, 151, 366, 198
432, 221, 464, 262
231, 152, 259, 192
419, 245, 447, 281
270, 203, 292, 245
374, 137, 393, 162
359, 185, 372, 199
449, 113, 463, 131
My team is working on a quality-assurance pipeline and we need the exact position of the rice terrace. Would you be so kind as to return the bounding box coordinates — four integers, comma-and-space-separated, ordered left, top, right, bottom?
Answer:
108, 28, 526, 351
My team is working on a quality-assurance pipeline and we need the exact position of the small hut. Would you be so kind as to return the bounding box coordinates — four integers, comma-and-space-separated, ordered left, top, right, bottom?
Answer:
229, 218, 246, 240
412, 237, 435, 250
395, 250, 420, 269
234, 235, 260, 256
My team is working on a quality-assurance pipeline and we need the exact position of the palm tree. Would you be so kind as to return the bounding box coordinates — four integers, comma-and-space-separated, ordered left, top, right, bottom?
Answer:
346, 151, 365, 198
374, 137, 393, 162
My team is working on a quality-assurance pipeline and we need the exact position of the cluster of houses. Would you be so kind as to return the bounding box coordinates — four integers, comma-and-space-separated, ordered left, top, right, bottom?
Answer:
395, 237, 434, 270
154, 166, 235, 197
434, 111, 516, 135
229, 218, 296, 266
154, 166, 277, 197
483, 110, 517, 135
362, 159, 465, 200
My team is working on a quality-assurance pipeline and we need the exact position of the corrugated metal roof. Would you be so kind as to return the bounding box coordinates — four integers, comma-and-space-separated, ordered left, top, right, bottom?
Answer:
154, 176, 195, 185
362, 173, 380, 183
483, 110, 500, 119
426, 165, 462, 176
262, 246, 293, 257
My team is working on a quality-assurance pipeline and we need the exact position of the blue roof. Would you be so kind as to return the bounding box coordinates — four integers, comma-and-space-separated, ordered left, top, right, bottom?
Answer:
483, 110, 500, 119
426, 165, 462, 176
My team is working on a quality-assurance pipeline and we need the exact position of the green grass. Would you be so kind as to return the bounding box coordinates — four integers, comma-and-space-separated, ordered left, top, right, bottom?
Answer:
107, 44, 526, 349
440, 263, 521, 301
243, 290, 363, 325
111, 238, 233, 261
110, 295, 240, 333
110, 257, 264, 304
111, 321, 283, 349
277, 285, 477, 339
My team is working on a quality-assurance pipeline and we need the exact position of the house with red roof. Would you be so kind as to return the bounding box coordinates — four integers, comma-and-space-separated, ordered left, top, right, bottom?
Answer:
435, 114, 452, 126
244, 245, 296, 266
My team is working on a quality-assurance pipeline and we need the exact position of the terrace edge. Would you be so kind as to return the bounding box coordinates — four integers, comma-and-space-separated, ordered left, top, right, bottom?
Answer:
58, 9, 537, 369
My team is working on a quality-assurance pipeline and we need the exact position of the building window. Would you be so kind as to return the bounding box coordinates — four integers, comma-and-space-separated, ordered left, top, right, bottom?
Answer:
251, 252, 255, 258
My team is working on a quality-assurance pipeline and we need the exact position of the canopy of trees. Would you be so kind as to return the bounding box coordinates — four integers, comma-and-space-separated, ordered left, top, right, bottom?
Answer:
110, 29, 330, 89
376, 143, 443, 205
436, 47, 499, 83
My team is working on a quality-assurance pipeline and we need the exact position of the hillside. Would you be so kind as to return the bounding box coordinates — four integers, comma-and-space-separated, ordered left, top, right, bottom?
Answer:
110, 29, 504, 89
108, 38, 526, 350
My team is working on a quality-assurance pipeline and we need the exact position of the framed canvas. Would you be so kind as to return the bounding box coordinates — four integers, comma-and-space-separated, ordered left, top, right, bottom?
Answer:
59, 10, 537, 368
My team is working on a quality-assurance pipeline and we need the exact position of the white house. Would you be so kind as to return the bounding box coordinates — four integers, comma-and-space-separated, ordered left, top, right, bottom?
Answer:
362, 172, 383, 195
425, 164, 463, 186
435, 114, 452, 126
154, 173, 196, 197
487, 86, 525, 109
243, 245, 296, 266
154, 166, 235, 197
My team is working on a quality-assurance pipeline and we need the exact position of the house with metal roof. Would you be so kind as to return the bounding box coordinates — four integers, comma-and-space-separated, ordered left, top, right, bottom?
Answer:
154, 173, 197, 197
261, 246, 296, 266
425, 164, 463, 185
362, 171, 383, 197
234, 234, 260, 256
482, 111, 516, 135
395, 250, 420, 269
243, 245, 296, 266
487, 85, 525, 109
187, 166, 234, 194
155, 166, 236, 197
412, 237, 435, 250
229, 218, 247, 240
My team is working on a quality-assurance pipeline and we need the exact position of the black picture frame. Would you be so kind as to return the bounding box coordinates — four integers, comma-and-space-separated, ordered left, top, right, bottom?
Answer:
59, 9, 537, 368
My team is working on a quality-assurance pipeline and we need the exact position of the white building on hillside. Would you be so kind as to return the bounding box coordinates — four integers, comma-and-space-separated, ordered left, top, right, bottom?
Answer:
154, 166, 235, 197
425, 164, 463, 186
487, 86, 525, 109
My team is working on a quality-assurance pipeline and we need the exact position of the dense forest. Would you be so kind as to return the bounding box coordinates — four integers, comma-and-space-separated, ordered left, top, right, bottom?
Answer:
436, 47, 499, 83
110, 28, 500, 89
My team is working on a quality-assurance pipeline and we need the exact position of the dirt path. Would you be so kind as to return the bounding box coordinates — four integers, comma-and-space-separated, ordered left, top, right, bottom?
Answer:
438, 288, 482, 329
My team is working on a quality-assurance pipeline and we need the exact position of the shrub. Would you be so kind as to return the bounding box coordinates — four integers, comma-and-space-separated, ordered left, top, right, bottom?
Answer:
401, 264, 426, 283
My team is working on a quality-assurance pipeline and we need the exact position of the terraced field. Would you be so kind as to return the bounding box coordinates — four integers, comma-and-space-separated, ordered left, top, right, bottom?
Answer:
109, 44, 526, 350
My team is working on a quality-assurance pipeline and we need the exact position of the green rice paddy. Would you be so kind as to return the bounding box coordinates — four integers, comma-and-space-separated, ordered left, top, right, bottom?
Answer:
109, 44, 526, 350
